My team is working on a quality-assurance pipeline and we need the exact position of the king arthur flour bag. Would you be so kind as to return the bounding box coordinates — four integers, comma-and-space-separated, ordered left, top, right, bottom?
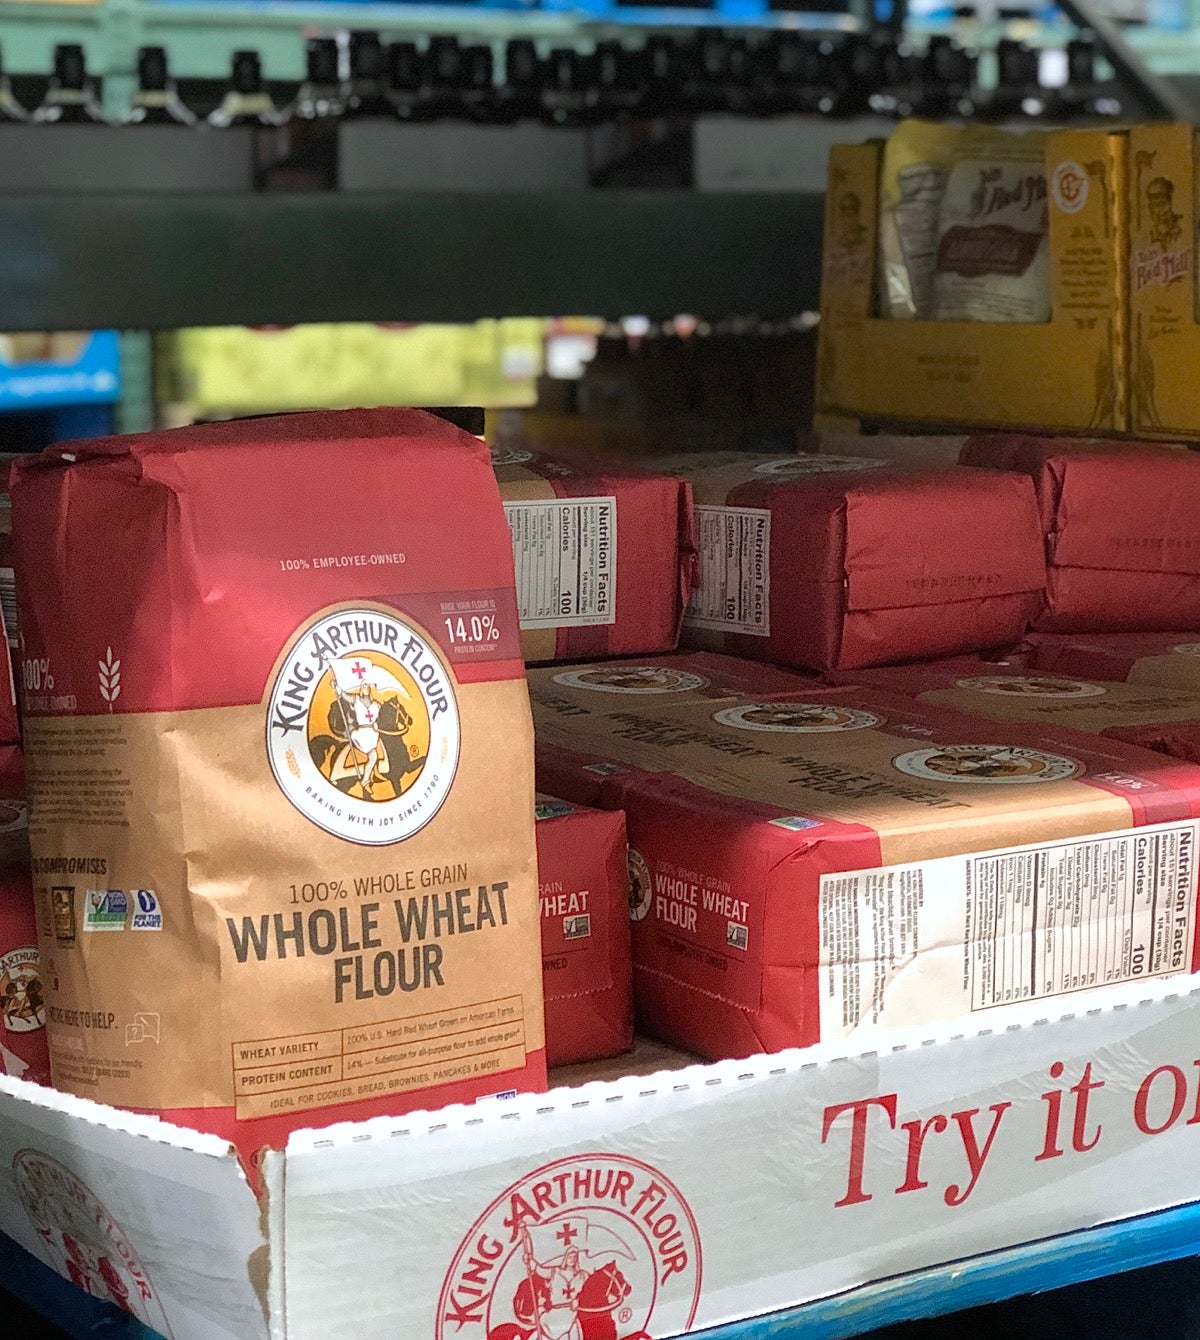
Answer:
830, 656, 1200, 766
653, 454, 1045, 672
11, 409, 546, 1165
0, 746, 48, 1087
529, 660, 1200, 1060
535, 796, 632, 1068
492, 446, 698, 664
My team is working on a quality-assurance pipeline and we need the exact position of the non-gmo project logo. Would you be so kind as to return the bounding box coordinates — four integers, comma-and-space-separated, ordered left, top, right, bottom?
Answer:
553, 666, 708, 695
955, 675, 1107, 699
713, 702, 882, 733
893, 744, 1082, 784
83, 890, 127, 932
266, 606, 460, 845
437, 1153, 702, 1340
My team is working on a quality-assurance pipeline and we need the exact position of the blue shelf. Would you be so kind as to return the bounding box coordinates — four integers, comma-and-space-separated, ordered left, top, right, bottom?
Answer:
5, 1198, 1200, 1337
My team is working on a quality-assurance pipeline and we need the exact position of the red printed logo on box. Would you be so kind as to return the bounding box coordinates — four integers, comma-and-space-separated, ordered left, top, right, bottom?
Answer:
13, 1151, 175, 1336
438, 1153, 702, 1339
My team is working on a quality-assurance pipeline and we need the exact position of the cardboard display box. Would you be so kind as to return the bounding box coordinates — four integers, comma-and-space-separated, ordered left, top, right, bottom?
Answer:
2, 977, 1200, 1337
1129, 123, 1200, 438
816, 129, 1129, 433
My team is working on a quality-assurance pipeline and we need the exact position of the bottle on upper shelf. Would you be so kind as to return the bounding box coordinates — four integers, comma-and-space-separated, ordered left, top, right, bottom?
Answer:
981, 39, 1044, 119
386, 41, 432, 122
913, 35, 976, 118
264, 38, 342, 189
291, 37, 344, 122
343, 31, 393, 119
123, 46, 196, 126
32, 44, 108, 124
496, 40, 542, 122
207, 50, 281, 127
460, 44, 497, 123
0, 45, 28, 122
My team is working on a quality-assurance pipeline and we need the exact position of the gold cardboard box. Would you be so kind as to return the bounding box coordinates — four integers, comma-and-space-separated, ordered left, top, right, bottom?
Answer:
816, 129, 1128, 434
1128, 123, 1200, 439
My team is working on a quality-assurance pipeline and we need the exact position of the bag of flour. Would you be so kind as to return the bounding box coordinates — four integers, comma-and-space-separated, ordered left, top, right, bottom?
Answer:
11, 408, 546, 1166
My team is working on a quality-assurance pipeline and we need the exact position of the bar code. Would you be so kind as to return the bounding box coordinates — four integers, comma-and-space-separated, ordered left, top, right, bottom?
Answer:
0, 567, 15, 648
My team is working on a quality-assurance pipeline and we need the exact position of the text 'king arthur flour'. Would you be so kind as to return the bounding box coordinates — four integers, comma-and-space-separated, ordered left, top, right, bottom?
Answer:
11, 409, 546, 1166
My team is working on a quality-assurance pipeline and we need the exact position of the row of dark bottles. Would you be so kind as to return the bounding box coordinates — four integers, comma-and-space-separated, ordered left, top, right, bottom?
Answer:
0, 31, 1118, 128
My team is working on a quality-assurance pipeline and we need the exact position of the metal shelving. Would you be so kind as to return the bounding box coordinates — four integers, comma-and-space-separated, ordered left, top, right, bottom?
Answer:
0, 189, 824, 328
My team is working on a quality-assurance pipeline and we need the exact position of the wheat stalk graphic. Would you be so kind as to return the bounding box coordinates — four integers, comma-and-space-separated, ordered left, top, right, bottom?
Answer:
98, 647, 121, 712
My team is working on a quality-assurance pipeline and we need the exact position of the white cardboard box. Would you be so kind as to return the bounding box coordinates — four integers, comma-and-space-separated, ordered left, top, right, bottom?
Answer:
3, 976, 1200, 1338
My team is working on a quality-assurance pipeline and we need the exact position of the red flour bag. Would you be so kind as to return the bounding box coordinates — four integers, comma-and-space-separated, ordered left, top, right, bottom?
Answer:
0, 746, 48, 1086
11, 409, 546, 1166
532, 652, 818, 805
653, 454, 1045, 672
1029, 632, 1200, 692
536, 796, 632, 1068
829, 656, 1200, 764
492, 445, 698, 663
960, 438, 1200, 631
531, 660, 1200, 1060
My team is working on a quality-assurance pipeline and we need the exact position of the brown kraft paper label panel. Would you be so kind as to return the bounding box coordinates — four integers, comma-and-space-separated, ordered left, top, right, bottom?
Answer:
531, 690, 1133, 864
916, 676, 1200, 734
28, 624, 542, 1118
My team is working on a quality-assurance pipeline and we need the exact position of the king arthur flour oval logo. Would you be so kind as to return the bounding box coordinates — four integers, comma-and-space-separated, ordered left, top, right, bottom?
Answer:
267, 607, 460, 845
490, 448, 534, 467
438, 1153, 702, 1340
627, 848, 652, 921
714, 702, 882, 733
954, 675, 1108, 699
14, 1152, 175, 1337
0, 946, 43, 1033
1173, 643, 1200, 658
752, 455, 882, 476
893, 744, 1082, 784
553, 666, 708, 695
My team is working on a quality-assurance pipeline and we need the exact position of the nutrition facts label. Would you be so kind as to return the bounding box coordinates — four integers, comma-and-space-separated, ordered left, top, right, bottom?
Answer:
818, 821, 1199, 1038
967, 825, 1197, 1010
231, 995, 526, 1119
504, 498, 617, 630
686, 506, 771, 637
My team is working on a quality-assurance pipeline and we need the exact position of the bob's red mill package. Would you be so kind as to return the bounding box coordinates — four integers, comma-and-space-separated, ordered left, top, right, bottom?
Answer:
535, 795, 632, 1068
1029, 632, 1200, 693
490, 445, 698, 663
829, 657, 1200, 765
529, 658, 1200, 1059
959, 438, 1200, 632
652, 453, 1045, 672
0, 746, 49, 1087
9, 408, 547, 1164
